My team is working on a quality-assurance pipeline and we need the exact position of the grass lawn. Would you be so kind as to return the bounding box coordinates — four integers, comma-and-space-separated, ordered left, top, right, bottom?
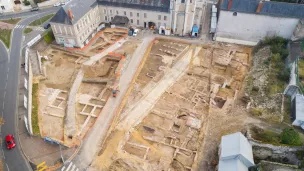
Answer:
29, 14, 55, 26
0, 18, 21, 25
298, 59, 304, 80
32, 83, 40, 135
24, 28, 33, 34
0, 29, 12, 48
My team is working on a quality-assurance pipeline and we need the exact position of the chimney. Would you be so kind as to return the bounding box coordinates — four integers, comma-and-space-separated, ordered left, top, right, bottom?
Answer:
256, 1, 264, 13
68, 8, 74, 21
227, 0, 233, 10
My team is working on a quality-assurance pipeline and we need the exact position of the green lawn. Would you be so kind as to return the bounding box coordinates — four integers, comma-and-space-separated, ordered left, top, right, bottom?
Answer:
0, 29, 12, 48
29, 14, 55, 26
32, 83, 40, 135
24, 28, 33, 34
298, 60, 304, 80
0, 18, 21, 25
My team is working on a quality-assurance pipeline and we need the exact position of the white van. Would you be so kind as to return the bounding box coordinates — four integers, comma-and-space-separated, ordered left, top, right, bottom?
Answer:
133, 29, 139, 36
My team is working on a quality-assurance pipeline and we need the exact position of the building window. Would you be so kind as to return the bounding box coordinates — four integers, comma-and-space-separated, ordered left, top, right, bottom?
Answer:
137, 20, 139, 25
116, 10, 119, 15
190, 0, 192, 2
164, 16, 167, 20
111, 17, 113, 21
158, 15, 161, 20
130, 12, 133, 17
1, 6, 5, 10
181, 0, 185, 3
233, 12, 237, 16
105, 16, 107, 21
131, 19, 133, 23
110, 9, 112, 14
124, 11, 126, 15
104, 9, 106, 14
144, 13, 147, 18
137, 13, 139, 17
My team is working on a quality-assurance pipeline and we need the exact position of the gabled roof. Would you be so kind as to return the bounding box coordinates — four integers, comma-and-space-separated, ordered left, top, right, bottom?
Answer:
50, 0, 96, 25
220, 0, 304, 19
50, 8, 72, 25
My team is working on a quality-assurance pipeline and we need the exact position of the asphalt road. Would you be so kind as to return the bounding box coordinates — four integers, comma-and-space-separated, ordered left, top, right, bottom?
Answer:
0, 10, 57, 171
0, 7, 59, 20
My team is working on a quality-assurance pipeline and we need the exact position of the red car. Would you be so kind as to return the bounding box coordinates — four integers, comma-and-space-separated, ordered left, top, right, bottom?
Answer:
5, 134, 16, 150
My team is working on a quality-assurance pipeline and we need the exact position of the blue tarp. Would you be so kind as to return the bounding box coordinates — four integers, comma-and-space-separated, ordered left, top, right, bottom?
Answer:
192, 25, 199, 33
191, 25, 199, 37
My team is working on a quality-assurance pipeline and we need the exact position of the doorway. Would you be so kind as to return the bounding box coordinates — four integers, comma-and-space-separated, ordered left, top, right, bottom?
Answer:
144, 22, 147, 28
148, 22, 155, 29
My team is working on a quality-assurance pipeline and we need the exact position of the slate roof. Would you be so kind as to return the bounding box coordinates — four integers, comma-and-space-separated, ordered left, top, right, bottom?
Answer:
50, 0, 96, 25
220, 0, 304, 19
98, 0, 170, 13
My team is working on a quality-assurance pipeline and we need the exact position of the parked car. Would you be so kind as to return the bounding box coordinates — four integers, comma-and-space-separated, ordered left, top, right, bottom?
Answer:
133, 29, 139, 36
61, 2, 66, 5
5, 134, 16, 150
44, 23, 51, 29
53, 2, 60, 7
30, 7, 39, 12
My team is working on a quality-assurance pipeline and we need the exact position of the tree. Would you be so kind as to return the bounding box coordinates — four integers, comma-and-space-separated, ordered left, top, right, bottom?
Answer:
281, 128, 303, 146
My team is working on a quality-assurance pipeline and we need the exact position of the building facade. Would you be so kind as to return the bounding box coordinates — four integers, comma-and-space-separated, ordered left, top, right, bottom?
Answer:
215, 0, 304, 46
50, 0, 204, 48
0, 0, 14, 13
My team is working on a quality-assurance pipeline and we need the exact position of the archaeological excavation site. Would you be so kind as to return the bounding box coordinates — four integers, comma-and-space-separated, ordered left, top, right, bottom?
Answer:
91, 40, 252, 170
25, 23, 259, 170
29, 28, 138, 146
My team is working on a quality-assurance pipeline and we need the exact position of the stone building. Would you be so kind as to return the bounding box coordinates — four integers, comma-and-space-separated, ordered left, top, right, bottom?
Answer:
50, 0, 204, 48
215, 0, 304, 45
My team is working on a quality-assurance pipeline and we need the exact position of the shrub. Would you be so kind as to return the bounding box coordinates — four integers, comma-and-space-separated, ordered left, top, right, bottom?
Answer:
278, 68, 290, 82
264, 36, 288, 47
44, 30, 54, 44
252, 86, 259, 92
281, 128, 303, 146
23, 0, 30, 6
23, 28, 33, 34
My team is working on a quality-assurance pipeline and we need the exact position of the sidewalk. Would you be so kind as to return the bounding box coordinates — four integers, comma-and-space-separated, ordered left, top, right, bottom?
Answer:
17, 47, 74, 168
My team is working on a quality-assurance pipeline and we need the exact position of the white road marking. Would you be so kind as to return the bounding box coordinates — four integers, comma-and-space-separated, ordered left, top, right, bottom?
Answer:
66, 162, 73, 171
2, 101, 4, 109
4, 82, 7, 89
6, 164, 10, 171
6, 73, 8, 80
3, 91, 6, 99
